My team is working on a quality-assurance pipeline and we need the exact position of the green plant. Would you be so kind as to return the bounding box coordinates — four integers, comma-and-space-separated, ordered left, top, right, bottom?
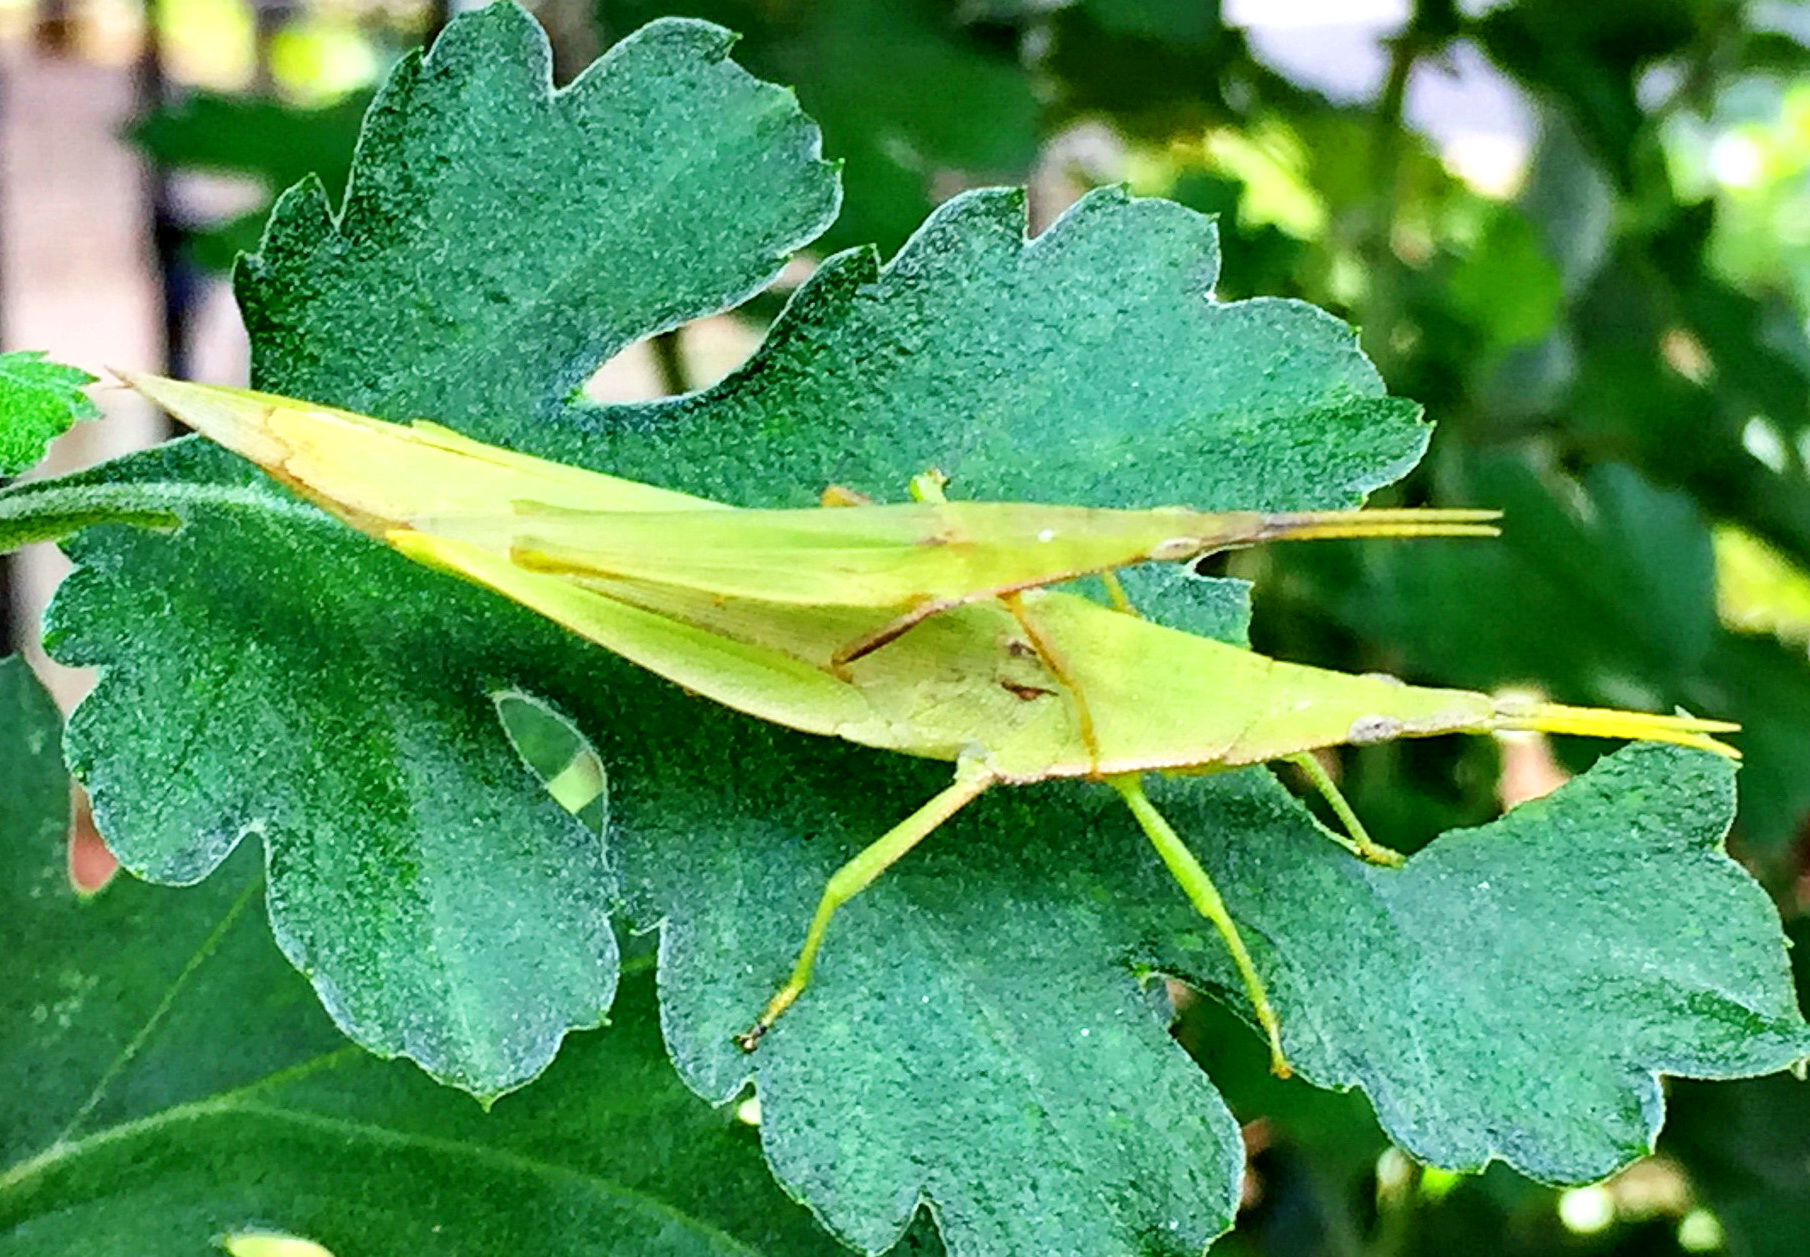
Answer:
5, 6, 1807, 1255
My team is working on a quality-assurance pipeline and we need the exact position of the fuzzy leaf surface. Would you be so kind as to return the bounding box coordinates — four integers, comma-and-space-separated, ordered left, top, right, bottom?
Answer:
0, 656, 861, 1256
0, 353, 99, 476
598, 0, 1042, 257
38, 2, 840, 1097
625, 735, 1804, 1254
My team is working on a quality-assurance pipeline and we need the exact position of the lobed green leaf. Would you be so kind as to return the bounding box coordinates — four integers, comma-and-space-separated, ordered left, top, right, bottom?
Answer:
597, 0, 1042, 257
5, 6, 1805, 1253
0, 658, 860, 1256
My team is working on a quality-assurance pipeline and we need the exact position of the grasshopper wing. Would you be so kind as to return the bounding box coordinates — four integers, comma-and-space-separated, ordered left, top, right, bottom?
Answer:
445, 498, 1499, 610
132, 372, 1496, 616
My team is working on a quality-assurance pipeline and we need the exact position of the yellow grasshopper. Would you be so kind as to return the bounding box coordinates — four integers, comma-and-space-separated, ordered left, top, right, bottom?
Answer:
125, 373, 1738, 1076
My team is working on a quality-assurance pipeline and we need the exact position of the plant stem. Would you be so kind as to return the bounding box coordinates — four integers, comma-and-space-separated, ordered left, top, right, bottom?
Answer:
650, 327, 691, 396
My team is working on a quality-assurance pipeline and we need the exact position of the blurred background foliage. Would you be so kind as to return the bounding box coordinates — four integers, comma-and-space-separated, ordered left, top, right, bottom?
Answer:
8, 0, 1810, 1252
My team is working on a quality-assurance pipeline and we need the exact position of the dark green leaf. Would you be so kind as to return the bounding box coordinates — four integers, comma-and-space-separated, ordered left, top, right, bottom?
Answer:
20, 22, 1435, 1242
131, 90, 369, 198
1665, 922, 1810, 1257
1166, 746, 1806, 1182
585, 186, 1427, 509
1081, 0, 1223, 45
14, 7, 1806, 1254
1355, 458, 1718, 700
1446, 207, 1564, 351
45, 446, 620, 1101
33, 3, 840, 1099
1701, 631, 1810, 856
0, 482, 179, 553
1474, 0, 1701, 189
1162, 170, 1309, 302
240, 8, 838, 417
0, 655, 864, 1254
1042, 3, 1247, 141
598, 0, 1041, 257
602, 722, 1803, 1250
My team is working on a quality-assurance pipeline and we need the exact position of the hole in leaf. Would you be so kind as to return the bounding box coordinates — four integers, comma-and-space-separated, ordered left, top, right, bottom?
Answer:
68, 783, 119, 895
492, 690, 607, 835
581, 315, 762, 402
219, 1232, 336, 1257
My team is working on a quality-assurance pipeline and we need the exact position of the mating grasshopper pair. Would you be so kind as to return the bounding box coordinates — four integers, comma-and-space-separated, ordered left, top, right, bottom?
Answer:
126, 373, 1737, 1077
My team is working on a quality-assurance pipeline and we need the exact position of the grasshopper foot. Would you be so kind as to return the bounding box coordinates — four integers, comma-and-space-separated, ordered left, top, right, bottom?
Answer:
736, 982, 803, 1053
1269, 1043, 1294, 1079
1355, 840, 1406, 868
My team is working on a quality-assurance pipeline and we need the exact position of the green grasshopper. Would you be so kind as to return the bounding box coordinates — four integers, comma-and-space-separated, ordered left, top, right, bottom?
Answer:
126, 373, 1738, 1076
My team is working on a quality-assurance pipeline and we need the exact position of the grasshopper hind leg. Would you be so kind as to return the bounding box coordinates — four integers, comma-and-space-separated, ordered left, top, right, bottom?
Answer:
1110, 773, 1291, 1078
737, 758, 998, 1051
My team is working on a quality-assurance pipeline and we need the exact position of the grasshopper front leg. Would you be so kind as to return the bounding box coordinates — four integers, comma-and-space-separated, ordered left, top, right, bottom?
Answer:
738, 755, 999, 1051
